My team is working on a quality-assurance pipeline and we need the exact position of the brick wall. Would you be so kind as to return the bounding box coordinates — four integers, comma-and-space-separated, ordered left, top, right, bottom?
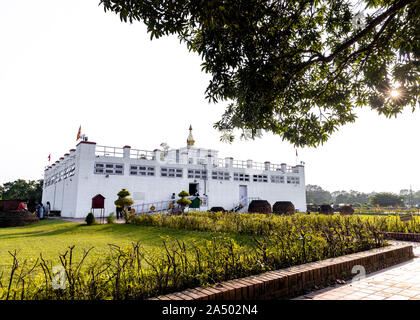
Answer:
151, 244, 413, 300
381, 232, 420, 242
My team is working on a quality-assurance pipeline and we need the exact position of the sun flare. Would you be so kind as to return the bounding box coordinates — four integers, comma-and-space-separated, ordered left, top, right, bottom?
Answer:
389, 89, 400, 98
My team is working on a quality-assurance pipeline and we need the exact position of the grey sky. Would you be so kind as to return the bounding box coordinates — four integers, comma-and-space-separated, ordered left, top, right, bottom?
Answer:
0, 0, 419, 194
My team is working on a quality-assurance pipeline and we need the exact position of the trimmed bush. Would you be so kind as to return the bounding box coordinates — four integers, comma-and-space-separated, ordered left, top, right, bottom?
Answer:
273, 201, 295, 215
106, 212, 116, 224
114, 189, 134, 223
339, 206, 354, 215
177, 190, 191, 214
85, 212, 96, 225
248, 200, 271, 214
0, 210, 39, 228
319, 204, 334, 215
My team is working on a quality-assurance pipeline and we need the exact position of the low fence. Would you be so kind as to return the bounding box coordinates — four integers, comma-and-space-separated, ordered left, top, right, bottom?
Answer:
132, 196, 209, 214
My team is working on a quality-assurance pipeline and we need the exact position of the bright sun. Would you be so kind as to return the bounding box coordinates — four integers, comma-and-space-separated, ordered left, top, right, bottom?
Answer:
390, 89, 400, 98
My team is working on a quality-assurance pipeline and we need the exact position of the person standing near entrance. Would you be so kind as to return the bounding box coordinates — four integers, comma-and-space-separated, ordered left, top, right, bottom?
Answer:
44, 201, 51, 217
44, 202, 50, 218
36, 202, 44, 219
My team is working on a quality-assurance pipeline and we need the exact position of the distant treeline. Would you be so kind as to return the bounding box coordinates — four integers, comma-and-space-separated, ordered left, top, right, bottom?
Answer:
306, 185, 420, 207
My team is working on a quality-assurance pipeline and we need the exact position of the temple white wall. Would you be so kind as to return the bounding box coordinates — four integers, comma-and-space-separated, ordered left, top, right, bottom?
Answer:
42, 140, 306, 218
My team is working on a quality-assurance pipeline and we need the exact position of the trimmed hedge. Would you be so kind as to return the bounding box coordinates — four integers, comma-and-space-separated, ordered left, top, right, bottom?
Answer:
0, 211, 39, 228
248, 200, 272, 214
272, 201, 295, 215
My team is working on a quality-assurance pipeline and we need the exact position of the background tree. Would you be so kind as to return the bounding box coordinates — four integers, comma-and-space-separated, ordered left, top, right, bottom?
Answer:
369, 192, 404, 207
100, 0, 419, 146
413, 191, 420, 207
0, 179, 43, 203
333, 190, 370, 205
114, 188, 134, 222
306, 185, 332, 205
399, 188, 420, 207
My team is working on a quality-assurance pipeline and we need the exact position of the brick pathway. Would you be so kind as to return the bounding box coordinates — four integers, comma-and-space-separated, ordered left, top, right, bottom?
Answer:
294, 241, 420, 300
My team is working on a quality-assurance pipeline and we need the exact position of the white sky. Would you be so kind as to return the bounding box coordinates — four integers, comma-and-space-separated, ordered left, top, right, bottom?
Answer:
0, 0, 419, 194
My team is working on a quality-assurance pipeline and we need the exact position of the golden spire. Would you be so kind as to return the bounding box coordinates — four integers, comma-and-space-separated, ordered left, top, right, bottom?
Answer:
187, 125, 195, 147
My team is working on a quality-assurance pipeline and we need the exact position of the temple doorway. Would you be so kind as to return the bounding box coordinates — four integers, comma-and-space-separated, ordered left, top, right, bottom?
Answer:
189, 183, 199, 196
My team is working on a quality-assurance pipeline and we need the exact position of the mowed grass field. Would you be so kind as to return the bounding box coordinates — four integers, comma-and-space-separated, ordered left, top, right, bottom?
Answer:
0, 218, 254, 268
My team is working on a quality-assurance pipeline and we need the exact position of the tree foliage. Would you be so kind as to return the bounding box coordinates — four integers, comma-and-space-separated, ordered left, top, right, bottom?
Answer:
333, 190, 371, 205
177, 190, 191, 213
0, 179, 43, 202
306, 184, 332, 205
114, 188, 134, 209
114, 188, 135, 223
369, 192, 404, 206
100, 0, 419, 146
400, 189, 420, 206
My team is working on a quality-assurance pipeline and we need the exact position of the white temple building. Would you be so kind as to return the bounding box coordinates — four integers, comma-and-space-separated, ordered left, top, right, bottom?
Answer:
42, 127, 306, 218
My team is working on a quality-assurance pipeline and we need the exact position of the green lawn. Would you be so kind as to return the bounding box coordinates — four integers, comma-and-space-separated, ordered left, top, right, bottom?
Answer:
0, 219, 254, 268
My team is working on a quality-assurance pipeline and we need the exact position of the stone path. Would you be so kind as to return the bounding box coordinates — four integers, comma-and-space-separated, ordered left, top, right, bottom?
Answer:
294, 241, 420, 300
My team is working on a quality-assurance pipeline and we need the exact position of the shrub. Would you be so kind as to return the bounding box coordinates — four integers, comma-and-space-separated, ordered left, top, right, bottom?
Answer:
176, 190, 191, 214
85, 212, 95, 225
319, 204, 334, 215
106, 212, 116, 224
114, 189, 134, 223
273, 201, 295, 215
339, 206, 354, 215
124, 208, 135, 224
248, 200, 272, 214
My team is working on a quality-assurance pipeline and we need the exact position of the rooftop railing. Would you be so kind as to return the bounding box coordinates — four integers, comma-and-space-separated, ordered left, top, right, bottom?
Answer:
95, 145, 124, 157
232, 160, 248, 169
130, 149, 155, 160
208, 158, 297, 172
93, 145, 301, 172
213, 158, 226, 168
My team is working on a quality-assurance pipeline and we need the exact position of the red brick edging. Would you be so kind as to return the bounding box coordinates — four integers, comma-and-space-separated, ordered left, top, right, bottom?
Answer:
150, 244, 413, 300
381, 232, 420, 242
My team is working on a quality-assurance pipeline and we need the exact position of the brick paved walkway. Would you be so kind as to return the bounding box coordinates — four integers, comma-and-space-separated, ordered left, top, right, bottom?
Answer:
294, 241, 420, 300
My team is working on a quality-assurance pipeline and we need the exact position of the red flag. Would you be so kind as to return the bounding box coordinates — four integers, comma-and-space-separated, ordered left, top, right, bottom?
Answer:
48, 154, 51, 162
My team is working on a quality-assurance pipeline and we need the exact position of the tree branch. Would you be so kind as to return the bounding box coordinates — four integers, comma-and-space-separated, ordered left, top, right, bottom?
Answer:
314, 11, 398, 100
313, 0, 412, 63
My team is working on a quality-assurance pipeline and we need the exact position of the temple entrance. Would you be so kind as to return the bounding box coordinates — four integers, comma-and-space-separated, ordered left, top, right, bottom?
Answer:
239, 185, 248, 202
189, 183, 199, 196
